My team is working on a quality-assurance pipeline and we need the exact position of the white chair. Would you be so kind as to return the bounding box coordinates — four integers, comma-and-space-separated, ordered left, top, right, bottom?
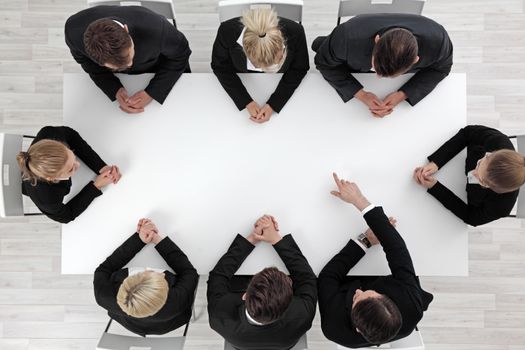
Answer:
337, 329, 425, 350
0, 133, 42, 218
337, 0, 425, 25
224, 333, 308, 350
508, 134, 525, 219
87, 0, 177, 25
218, 0, 303, 23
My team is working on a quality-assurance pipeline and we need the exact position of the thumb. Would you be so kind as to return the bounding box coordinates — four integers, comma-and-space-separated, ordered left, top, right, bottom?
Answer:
330, 191, 341, 198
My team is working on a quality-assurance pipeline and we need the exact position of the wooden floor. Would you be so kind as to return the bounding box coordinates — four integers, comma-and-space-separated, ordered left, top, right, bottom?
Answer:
1, 0, 525, 349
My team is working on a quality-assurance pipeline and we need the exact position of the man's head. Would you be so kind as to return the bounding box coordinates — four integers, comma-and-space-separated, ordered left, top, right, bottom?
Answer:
372, 28, 419, 77
117, 270, 168, 318
243, 267, 293, 324
350, 289, 402, 344
83, 18, 135, 71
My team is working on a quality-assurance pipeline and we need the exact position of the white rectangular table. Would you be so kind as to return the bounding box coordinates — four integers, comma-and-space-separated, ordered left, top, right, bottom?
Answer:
63, 72, 467, 276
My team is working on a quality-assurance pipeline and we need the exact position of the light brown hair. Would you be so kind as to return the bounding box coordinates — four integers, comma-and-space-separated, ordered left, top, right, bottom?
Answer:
117, 271, 169, 318
241, 9, 285, 68
245, 267, 293, 324
83, 18, 132, 67
16, 139, 69, 186
485, 149, 525, 193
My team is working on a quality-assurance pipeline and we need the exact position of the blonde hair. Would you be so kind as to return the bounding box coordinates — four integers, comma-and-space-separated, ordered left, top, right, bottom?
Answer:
117, 271, 169, 318
241, 9, 284, 68
16, 139, 69, 186
485, 149, 525, 193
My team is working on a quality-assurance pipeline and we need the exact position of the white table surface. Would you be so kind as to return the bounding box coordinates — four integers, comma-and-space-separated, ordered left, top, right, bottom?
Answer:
62, 72, 467, 276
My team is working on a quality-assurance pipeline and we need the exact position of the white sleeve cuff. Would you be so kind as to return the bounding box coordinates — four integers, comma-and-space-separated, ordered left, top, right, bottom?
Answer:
353, 238, 367, 252
361, 204, 376, 216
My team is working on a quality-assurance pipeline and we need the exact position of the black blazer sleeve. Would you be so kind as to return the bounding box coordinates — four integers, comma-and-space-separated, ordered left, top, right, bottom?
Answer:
427, 181, 515, 227
428, 125, 510, 169
155, 237, 199, 308
64, 23, 123, 102
207, 234, 255, 311
266, 23, 309, 113
318, 239, 366, 308
211, 23, 254, 111
273, 235, 317, 314
399, 32, 453, 106
314, 25, 364, 102
363, 207, 419, 285
144, 20, 191, 104
93, 232, 146, 309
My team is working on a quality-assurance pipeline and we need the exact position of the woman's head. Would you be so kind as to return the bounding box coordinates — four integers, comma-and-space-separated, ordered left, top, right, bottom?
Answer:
117, 270, 169, 318
16, 140, 79, 185
241, 9, 286, 71
473, 149, 525, 193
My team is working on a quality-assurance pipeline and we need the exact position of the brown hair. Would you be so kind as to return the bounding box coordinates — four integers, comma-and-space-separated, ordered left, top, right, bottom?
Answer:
83, 18, 132, 67
117, 271, 169, 318
485, 149, 525, 193
372, 28, 418, 77
245, 267, 293, 324
241, 9, 285, 68
351, 295, 402, 345
16, 139, 69, 186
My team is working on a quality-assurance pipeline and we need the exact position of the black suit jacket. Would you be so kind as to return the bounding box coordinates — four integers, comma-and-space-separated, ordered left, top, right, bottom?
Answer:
314, 14, 453, 106
318, 207, 433, 348
211, 17, 309, 113
427, 125, 519, 226
94, 233, 199, 335
207, 234, 317, 350
65, 6, 191, 104
22, 126, 106, 224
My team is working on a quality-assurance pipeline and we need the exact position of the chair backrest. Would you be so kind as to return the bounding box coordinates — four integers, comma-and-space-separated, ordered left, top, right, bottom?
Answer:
513, 135, 525, 218
225, 333, 307, 350
337, 329, 424, 350
218, 0, 303, 23
87, 0, 176, 22
96, 332, 186, 350
337, 0, 425, 25
0, 134, 24, 218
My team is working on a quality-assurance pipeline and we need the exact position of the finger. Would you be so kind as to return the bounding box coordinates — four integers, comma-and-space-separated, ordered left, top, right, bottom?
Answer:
332, 172, 342, 189
330, 190, 341, 198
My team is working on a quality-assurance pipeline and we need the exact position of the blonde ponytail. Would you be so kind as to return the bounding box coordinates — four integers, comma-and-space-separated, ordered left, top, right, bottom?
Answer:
241, 9, 285, 68
16, 139, 69, 186
485, 149, 525, 193
117, 271, 169, 318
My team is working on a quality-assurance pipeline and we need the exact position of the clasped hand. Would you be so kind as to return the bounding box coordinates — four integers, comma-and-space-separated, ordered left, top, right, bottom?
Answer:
137, 218, 164, 244
355, 89, 407, 118
247, 214, 282, 245
116, 88, 153, 114
246, 101, 274, 124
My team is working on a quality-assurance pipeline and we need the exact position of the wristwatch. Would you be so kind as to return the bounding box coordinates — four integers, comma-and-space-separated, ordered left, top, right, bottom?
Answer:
357, 233, 372, 249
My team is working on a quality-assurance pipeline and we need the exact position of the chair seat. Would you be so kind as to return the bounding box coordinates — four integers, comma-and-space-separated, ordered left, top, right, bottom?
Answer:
97, 332, 186, 350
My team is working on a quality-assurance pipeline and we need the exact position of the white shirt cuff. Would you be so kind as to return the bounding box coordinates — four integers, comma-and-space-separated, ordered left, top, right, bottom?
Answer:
353, 238, 367, 252
361, 204, 376, 216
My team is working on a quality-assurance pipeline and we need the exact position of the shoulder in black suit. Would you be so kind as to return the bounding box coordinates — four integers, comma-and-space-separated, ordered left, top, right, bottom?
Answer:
314, 13, 453, 106
318, 207, 433, 348
65, 6, 191, 104
93, 233, 199, 335
22, 126, 107, 223
427, 125, 519, 226
211, 17, 309, 113
207, 234, 317, 350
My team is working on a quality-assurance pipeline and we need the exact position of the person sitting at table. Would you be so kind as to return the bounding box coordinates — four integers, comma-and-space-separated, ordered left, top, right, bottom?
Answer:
16, 126, 121, 224
414, 125, 524, 226
312, 14, 453, 118
319, 173, 433, 348
211, 8, 309, 124
207, 214, 317, 349
65, 5, 191, 114
94, 218, 199, 336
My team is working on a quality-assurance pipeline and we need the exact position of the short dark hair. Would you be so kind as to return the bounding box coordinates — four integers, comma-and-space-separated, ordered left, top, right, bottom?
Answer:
83, 18, 132, 67
372, 28, 418, 77
245, 267, 293, 324
351, 295, 402, 345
